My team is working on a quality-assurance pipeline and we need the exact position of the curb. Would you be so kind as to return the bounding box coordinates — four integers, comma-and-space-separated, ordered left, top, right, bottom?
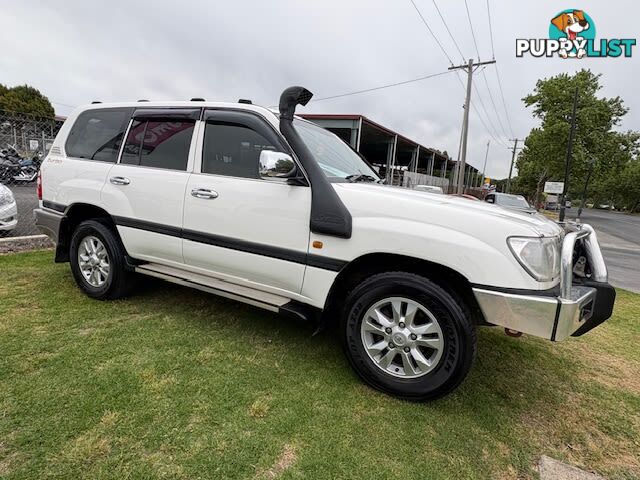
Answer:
0, 234, 48, 244
0, 234, 54, 255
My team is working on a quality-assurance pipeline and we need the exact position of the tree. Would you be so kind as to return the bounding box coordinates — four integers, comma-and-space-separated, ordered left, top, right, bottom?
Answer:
0, 84, 55, 118
513, 70, 639, 207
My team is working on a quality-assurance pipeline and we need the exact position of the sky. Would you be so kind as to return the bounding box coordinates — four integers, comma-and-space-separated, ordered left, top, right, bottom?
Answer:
1, 0, 638, 178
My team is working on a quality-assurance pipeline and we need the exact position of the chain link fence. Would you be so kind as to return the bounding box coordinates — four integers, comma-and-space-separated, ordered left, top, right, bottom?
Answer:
1, 110, 64, 238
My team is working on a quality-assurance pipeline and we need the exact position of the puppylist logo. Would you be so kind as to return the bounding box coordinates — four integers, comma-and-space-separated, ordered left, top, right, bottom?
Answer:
516, 9, 636, 59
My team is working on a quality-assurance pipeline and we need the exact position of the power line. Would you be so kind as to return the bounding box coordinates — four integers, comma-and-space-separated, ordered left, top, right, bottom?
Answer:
462, 0, 510, 140
431, 0, 465, 62
471, 77, 506, 146
486, 0, 496, 59
494, 66, 515, 138
313, 70, 454, 102
484, 0, 516, 137
408, 0, 455, 65
471, 99, 508, 149
481, 70, 509, 138
463, 0, 482, 61
407, 0, 509, 162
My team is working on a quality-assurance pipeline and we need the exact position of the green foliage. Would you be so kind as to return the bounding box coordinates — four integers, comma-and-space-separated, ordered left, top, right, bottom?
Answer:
1, 251, 639, 479
513, 70, 639, 210
0, 84, 55, 118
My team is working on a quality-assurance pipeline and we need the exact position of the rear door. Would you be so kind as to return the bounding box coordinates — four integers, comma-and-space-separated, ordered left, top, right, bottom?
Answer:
101, 108, 199, 264
44, 107, 132, 209
182, 109, 311, 294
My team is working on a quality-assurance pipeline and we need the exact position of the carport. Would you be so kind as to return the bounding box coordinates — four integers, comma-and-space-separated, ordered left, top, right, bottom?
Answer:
299, 114, 480, 190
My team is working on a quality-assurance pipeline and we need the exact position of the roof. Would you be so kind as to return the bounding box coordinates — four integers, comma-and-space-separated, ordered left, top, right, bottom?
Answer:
299, 113, 450, 162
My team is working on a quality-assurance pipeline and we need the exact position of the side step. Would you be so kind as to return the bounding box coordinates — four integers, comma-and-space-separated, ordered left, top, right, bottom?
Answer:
135, 263, 290, 313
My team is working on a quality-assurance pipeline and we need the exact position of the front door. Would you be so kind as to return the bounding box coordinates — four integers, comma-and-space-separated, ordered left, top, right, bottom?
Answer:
101, 109, 199, 264
182, 109, 311, 295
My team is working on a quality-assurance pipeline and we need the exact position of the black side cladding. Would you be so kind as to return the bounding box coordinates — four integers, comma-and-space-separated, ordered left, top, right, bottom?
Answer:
278, 86, 353, 239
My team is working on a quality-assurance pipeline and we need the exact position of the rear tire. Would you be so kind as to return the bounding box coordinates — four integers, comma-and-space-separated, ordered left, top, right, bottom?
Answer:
341, 272, 476, 401
69, 219, 134, 300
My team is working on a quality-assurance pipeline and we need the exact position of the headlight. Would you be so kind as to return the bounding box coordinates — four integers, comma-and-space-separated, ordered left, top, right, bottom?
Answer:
507, 236, 560, 282
0, 185, 14, 207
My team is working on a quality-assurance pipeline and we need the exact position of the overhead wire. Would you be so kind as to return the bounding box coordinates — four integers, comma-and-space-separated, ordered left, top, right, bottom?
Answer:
485, 0, 516, 138
312, 70, 454, 102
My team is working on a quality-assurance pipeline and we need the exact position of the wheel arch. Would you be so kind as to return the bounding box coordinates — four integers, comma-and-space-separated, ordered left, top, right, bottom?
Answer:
55, 203, 118, 263
323, 252, 486, 327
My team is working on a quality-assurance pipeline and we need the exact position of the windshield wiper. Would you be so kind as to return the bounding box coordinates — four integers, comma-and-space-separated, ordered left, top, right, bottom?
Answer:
345, 173, 379, 183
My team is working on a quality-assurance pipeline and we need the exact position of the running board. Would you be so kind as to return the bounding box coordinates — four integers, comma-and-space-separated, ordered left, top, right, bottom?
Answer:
135, 263, 290, 313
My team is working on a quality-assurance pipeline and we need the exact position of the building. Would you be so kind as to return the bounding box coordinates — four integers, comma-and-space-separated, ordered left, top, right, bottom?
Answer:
299, 113, 482, 190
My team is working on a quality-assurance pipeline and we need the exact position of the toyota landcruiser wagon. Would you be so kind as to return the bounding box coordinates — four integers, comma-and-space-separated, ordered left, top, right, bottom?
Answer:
34, 87, 615, 400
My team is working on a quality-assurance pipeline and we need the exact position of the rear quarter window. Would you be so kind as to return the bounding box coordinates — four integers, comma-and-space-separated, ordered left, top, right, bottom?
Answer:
65, 108, 133, 162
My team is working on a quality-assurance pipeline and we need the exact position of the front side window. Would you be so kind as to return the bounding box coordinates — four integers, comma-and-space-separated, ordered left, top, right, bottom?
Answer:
121, 119, 194, 171
202, 122, 278, 178
65, 108, 132, 162
293, 119, 379, 182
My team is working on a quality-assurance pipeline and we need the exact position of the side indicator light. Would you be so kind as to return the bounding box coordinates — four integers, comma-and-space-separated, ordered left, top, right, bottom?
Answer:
312, 241, 323, 249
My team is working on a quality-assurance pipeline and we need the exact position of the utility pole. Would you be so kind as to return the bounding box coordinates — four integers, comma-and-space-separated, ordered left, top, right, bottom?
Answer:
449, 58, 497, 194
506, 138, 522, 193
559, 87, 579, 223
481, 140, 490, 188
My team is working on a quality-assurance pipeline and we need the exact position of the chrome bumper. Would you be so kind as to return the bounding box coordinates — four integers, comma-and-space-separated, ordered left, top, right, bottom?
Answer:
473, 223, 612, 341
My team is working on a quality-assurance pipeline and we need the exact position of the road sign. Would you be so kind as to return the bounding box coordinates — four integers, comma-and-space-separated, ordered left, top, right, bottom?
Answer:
544, 181, 564, 194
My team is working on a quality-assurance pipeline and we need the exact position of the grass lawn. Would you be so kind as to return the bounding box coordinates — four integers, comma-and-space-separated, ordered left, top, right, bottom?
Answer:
1, 251, 639, 479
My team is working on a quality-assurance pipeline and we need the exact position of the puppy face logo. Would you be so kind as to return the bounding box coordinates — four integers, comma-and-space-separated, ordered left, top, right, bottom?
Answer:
551, 10, 589, 40
550, 9, 594, 58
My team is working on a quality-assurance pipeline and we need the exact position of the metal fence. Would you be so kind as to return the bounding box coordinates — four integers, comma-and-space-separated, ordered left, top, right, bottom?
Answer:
1, 110, 64, 238
402, 171, 450, 189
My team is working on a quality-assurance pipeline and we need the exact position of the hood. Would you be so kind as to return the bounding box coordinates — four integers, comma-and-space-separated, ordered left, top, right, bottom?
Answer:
333, 183, 563, 238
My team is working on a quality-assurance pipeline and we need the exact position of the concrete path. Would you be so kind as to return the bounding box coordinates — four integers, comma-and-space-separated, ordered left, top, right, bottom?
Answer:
539, 456, 605, 480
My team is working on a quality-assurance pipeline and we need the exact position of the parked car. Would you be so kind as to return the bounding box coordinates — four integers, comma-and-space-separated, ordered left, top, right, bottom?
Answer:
414, 185, 444, 194
34, 87, 615, 401
0, 183, 18, 235
485, 192, 537, 214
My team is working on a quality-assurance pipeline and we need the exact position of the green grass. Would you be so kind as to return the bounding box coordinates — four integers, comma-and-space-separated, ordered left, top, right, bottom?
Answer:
1, 251, 639, 479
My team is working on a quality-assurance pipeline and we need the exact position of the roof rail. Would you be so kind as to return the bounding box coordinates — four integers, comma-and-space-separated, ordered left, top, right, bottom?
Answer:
137, 99, 149, 102
238, 99, 252, 104
190, 97, 205, 101
91, 101, 102, 104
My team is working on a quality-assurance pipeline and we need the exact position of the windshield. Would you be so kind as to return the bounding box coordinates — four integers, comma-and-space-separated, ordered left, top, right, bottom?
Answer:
496, 194, 531, 208
293, 119, 380, 182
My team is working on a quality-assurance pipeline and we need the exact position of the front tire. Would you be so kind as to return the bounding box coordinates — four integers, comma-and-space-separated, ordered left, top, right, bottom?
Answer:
341, 272, 476, 401
69, 219, 134, 300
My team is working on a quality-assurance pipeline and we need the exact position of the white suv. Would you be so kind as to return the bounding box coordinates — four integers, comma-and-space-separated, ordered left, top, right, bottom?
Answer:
34, 87, 615, 400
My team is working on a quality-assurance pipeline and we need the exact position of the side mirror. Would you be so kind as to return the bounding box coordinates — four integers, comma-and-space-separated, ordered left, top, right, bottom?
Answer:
259, 150, 307, 185
485, 196, 494, 204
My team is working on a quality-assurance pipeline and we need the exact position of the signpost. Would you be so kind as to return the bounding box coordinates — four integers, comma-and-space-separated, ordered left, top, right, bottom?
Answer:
544, 181, 564, 194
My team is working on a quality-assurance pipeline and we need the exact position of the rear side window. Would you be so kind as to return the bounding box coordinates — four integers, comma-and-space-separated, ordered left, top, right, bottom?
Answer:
121, 119, 195, 171
65, 108, 132, 162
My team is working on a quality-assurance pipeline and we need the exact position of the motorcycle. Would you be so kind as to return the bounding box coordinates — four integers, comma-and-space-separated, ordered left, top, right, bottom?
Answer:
0, 146, 42, 183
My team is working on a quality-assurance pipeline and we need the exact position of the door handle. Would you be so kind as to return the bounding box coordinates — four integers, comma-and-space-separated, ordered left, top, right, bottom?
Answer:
110, 176, 131, 186
191, 188, 219, 199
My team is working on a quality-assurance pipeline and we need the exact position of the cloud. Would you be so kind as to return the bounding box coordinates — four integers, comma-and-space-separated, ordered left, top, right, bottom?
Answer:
1, 0, 637, 179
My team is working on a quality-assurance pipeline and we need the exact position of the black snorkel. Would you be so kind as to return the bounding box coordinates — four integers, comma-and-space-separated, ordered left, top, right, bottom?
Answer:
279, 86, 352, 239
